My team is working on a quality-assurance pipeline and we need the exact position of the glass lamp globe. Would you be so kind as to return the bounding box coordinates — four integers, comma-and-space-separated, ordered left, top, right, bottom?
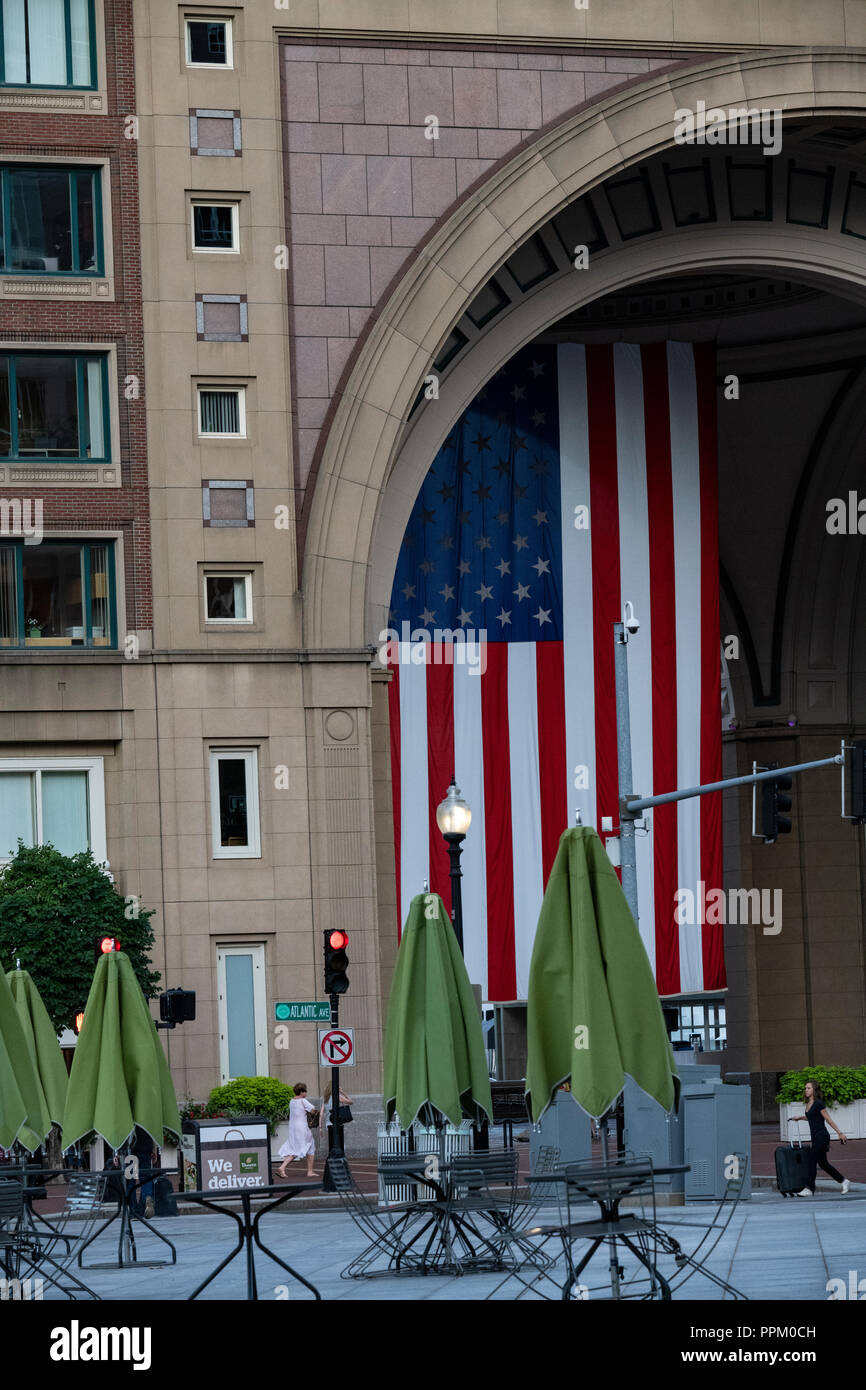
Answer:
436, 781, 472, 838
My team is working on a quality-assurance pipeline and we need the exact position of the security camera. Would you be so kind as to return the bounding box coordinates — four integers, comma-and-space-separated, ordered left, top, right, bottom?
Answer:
623, 601, 640, 636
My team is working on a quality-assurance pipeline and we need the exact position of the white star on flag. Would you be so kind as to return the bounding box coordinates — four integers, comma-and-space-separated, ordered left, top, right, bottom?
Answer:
457, 608, 473, 626
510, 384, 526, 400
457, 560, 471, 576
513, 534, 528, 551
533, 557, 551, 576
513, 582, 530, 601
401, 583, 416, 599
495, 558, 511, 577
532, 410, 546, 426
476, 583, 493, 601
420, 608, 436, 625
528, 360, 545, 377
534, 606, 552, 626
497, 608, 512, 626
532, 509, 548, 526
440, 584, 455, 600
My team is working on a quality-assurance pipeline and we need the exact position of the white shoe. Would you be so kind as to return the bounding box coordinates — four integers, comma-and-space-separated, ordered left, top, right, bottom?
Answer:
796, 1188, 813, 1196
841, 1179, 850, 1195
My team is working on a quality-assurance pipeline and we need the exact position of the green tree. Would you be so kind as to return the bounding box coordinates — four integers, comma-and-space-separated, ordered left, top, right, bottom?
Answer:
0, 843, 160, 1032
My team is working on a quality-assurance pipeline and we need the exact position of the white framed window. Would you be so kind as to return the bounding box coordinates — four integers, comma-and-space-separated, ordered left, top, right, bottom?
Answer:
185, 16, 232, 68
191, 201, 239, 253
209, 748, 260, 858
216, 943, 267, 1081
204, 572, 252, 624
0, 756, 106, 865
197, 385, 246, 438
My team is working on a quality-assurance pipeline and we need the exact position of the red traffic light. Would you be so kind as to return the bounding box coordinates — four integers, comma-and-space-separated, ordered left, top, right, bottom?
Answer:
328, 930, 348, 950
74, 1009, 86, 1035
98, 935, 120, 954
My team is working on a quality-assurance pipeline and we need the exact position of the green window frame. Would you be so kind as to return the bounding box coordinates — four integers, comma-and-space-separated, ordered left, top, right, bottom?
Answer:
0, 351, 110, 463
0, 0, 97, 89
0, 538, 117, 649
0, 165, 104, 276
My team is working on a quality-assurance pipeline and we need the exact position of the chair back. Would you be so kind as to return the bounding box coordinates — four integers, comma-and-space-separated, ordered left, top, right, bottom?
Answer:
0, 1178, 25, 1224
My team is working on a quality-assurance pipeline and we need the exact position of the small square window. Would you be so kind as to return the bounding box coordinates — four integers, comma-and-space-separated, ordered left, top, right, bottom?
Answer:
204, 573, 252, 623
198, 387, 245, 437
192, 202, 239, 252
186, 18, 232, 68
209, 748, 260, 858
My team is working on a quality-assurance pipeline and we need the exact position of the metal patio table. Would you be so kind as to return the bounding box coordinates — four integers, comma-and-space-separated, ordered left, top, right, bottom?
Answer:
377, 1156, 518, 1275
527, 1161, 691, 1300
76, 1166, 177, 1270
181, 1180, 322, 1300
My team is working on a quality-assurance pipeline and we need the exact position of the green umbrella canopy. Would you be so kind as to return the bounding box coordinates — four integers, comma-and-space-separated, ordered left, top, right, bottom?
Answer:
62, 950, 181, 1153
526, 826, 681, 1124
384, 891, 492, 1129
0, 963, 49, 1152
6, 967, 68, 1147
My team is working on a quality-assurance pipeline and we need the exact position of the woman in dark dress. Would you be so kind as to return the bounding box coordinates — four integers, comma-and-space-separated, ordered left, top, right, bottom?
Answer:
792, 1081, 849, 1196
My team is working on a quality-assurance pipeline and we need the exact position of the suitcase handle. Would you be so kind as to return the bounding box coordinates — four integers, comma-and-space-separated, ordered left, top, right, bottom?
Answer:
787, 1116, 808, 1147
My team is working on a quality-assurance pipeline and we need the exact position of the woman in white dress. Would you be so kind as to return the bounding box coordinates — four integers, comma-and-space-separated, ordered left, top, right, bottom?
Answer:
277, 1082, 318, 1178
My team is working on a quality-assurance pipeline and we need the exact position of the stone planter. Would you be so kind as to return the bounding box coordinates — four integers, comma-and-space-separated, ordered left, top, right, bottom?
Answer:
779, 1099, 866, 1141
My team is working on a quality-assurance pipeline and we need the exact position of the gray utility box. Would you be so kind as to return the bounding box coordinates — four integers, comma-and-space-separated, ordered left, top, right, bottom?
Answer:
530, 1089, 592, 1171
623, 1065, 751, 1202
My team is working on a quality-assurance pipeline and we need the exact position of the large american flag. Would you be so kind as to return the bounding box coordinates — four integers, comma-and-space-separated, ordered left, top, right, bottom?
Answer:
387, 342, 724, 1001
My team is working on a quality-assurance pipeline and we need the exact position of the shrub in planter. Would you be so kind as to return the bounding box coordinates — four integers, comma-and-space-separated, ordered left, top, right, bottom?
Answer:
776, 1066, 866, 1106
205, 1077, 295, 1134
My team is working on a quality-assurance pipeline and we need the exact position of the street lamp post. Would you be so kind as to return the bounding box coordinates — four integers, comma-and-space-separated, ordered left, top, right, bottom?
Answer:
435, 777, 471, 953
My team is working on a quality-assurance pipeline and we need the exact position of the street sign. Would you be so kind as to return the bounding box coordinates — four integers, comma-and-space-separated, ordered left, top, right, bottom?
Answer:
318, 1027, 355, 1067
274, 1001, 330, 1022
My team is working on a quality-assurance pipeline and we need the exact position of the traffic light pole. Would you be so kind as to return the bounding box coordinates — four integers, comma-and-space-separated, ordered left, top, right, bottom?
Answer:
623, 752, 844, 815
329, 991, 343, 1156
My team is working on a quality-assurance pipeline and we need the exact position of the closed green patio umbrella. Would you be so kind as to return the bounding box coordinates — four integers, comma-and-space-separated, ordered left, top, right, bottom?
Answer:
384, 891, 492, 1130
6, 966, 68, 1152
0, 965, 45, 1151
526, 826, 680, 1125
62, 949, 181, 1154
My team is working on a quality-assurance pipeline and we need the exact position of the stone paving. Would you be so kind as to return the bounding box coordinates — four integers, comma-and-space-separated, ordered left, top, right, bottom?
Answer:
36, 1186, 866, 1303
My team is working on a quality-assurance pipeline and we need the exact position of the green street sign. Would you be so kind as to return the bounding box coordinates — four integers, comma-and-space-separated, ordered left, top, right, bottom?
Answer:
274, 1001, 330, 1022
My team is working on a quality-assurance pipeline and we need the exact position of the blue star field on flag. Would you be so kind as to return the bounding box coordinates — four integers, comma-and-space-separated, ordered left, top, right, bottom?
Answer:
390, 345, 563, 642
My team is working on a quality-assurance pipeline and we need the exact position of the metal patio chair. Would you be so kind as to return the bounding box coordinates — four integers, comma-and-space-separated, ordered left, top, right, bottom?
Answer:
648, 1151, 750, 1299
332, 1156, 429, 1279
15, 1173, 105, 1299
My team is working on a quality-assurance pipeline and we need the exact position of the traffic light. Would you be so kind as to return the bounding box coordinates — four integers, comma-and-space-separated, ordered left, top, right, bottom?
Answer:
159, 988, 196, 1025
73, 1007, 86, 1035
94, 934, 121, 962
761, 766, 793, 844
849, 740, 866, 824
323, 929, 349, 994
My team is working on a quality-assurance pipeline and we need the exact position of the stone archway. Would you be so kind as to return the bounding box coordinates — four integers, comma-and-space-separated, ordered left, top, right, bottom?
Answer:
302, 46, 866, 651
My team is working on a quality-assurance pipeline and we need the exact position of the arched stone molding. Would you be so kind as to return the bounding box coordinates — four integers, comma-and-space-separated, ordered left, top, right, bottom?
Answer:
303, 46, 866, 652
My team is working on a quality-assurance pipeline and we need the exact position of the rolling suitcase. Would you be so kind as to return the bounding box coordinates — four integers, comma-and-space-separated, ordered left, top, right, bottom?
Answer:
775, 1118, 811, 1197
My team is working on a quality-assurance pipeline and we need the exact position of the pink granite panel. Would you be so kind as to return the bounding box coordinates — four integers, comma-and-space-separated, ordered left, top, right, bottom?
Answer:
411, 156, 457, 216
327, 337, 356, 394
517, 53, 563, 69
390, 215, 436, 245
294, 337, 330, 396
369, 246, 410, 302
297, 397, 330, 429
291, 213, 347, 245
284, 61, 320, 121
349, 307, 372, 335
563, 54, 606, 71
289, 245, 325, 304
367, 156, 413, 215
293, 307, 350, 335
408, 66, 455, 126
541, 71, 587, 125
340, 46, 384, 63
287, 153, 323, 213
363, 64, 410, 124
388, 125, 434, 157
586, 72, 627, 100
477, 128, 524, 158
606, 56, 650, 73
343, 125, 389, 154
473, 51, 518, 68
435, 126, 479, 157
455, 157, 495, 196
496, 69, 542, 128
453, 68, 498, 127
324, 245, 372, 305
296, 429, 319, 486
321, 154, 368, 215
318, 63, 365, 123
346, 215, 393, 246
429, 49, 475, 67
287, 122, 343, 153
385, 48, 429, 65
284, 45, 335, 62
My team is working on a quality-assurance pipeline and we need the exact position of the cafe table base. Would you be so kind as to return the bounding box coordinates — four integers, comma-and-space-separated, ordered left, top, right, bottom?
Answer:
182, 1182, 322, 1300
77, 1171, 177, 1271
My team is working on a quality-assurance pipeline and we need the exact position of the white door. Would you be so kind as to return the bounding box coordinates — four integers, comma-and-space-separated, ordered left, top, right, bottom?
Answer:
216, 944, 268, 1083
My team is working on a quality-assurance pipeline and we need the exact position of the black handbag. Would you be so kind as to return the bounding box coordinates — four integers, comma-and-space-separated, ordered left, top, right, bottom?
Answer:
337, 1105, 353, 1125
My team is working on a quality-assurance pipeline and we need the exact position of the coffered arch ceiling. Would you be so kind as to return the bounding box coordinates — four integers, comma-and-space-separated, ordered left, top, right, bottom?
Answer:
302, 47, 866, 661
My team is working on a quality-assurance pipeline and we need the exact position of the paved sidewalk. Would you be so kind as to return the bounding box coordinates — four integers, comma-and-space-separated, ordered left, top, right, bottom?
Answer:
34, 1187, 866, 1302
